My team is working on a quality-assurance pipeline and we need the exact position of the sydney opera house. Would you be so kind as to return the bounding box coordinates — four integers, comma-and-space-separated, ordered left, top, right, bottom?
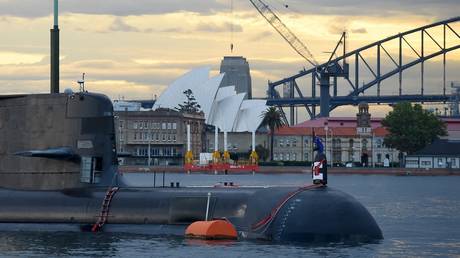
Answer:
152, 67, 267, 133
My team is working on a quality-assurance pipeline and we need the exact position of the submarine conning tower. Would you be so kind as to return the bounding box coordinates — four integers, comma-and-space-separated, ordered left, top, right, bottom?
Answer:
0, 92, 118, 190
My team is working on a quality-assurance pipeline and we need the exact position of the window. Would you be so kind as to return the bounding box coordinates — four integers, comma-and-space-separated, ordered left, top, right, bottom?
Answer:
279, 153, 284, 160
362, 139, 368, 150
162, 123, 166, 130
144, 121, 148, 129
173, 135, 177, 142
304, 152, 308, 161
156, 133, 159, 141
279, 139, 284, 147
173, 123, 177, 130
286, 153, 290, 160
134, 132, 138, 140
167, 123, 172, 130
274, 153, 278, 161
286, 139, 290, 147
377, 153, 382, 163
304, 138, 309, 146
376, 139, 383, 148
292, 153, 296, 161
133, 121, 138, 129
119, 120, 124, 129
167, 134, 171, 142
144, 132, 148, 140
292, 139, 297, 147
421, 161, 432, 166
162, 134, 166, 142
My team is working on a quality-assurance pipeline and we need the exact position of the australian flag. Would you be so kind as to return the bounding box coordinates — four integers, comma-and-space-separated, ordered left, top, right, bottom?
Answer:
313, 135, 324, 154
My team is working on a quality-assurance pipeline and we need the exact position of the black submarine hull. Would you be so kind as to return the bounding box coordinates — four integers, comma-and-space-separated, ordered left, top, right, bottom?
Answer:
0, 186, 383, 242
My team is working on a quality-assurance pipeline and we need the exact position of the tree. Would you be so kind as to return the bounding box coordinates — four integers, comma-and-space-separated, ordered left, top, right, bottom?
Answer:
381, 102, 447, 154
254, 144, 269, 162
175, 89, 201, 113
260, 106, 287, 161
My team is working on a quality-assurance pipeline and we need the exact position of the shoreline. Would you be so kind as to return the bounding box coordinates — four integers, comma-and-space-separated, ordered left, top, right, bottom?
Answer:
119, 165, 460, 176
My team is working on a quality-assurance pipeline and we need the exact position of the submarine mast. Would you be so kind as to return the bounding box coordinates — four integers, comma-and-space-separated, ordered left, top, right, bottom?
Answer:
50, 0, 59, 93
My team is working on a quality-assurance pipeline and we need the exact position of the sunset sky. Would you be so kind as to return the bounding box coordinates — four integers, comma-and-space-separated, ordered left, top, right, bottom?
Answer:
0, 0, 459, 118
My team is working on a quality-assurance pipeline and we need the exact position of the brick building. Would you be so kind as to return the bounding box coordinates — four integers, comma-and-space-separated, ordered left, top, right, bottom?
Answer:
114, 108, 205, 166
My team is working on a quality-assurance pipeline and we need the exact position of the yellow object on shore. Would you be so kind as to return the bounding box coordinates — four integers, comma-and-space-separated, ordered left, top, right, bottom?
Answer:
212, 150, 221, 164
185, 150, 193, 164
223, 151, 230, 164
249, 150, 259, 165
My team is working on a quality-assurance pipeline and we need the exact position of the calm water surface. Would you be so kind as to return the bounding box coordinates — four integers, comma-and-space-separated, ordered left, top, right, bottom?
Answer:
1, 174, 459, 257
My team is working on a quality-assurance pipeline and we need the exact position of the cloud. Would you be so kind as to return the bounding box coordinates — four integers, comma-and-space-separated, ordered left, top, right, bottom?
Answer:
195, 22, 243, 33
249, 31, 273, 41
0, 0, 226, 18
351, 28, 367, 34
0, 0, 456, 19
109, 17, 140, 32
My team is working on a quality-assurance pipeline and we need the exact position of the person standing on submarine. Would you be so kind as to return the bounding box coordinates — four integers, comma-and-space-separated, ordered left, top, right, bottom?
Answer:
312, 134, 327, 185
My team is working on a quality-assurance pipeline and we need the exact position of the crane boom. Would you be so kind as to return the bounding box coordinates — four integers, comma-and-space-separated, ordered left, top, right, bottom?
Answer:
249, 0, 318, 67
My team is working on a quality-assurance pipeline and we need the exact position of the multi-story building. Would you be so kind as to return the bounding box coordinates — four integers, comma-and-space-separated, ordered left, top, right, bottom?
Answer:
272, 103, 399, 166
272, 125, 393, 166
114, 108, 205, 166
220, 56, 252, 99
272, 103, 460, 166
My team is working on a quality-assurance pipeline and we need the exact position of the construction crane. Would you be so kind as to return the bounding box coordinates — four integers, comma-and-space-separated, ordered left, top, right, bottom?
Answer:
248, 0, 349, 119
249, 0, 319, 67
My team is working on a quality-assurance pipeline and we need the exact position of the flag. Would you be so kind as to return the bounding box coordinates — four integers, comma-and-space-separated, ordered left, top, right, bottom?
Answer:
314, 136, 324, 154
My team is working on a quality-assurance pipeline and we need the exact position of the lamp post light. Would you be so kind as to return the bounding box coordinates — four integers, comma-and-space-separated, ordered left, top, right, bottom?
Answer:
324, 125, 328, 160
148, 127, 152, 167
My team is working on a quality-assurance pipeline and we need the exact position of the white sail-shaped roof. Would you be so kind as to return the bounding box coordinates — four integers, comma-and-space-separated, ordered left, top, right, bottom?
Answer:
233, 99, 268, 132
152, 67, 211, 110
197, 73, 224, 121
215, 86, 236, 101
152, 67, 267, 132
209, 93, 246, 132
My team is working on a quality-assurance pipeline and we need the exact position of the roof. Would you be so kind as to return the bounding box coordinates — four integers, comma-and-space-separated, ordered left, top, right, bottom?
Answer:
152, 67, 267, 132
274, 126, 388, 137
293, 117, 384, 129
410, 139, 460, 156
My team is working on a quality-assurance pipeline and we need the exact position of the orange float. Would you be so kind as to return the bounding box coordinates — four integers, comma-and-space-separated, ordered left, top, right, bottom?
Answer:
185, 220, 238, 240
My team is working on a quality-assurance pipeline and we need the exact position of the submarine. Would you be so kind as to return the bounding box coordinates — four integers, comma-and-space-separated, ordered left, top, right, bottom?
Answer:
0, 0, 382, 243
0, 92, 383, 242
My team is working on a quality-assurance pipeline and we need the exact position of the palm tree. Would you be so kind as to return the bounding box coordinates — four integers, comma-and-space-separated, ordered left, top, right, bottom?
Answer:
260, 107, 286, 161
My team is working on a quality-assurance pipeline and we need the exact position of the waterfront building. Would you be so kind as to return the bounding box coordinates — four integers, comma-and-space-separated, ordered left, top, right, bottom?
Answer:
405, 139, 460, 169
114, 108, 205, 166
152, 67, 266, 132
220, 56, 252, 99
272, 107, 460, 166
272, 122, 394, 166
272, 104, 399, 166
203, 128, 269, 156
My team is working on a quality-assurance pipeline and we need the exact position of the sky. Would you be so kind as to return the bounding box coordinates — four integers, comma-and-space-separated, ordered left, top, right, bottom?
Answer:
0, 0, 459, 119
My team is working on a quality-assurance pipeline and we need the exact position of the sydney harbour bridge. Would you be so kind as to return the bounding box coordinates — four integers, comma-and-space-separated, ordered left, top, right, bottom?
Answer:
264, 17, 460, 124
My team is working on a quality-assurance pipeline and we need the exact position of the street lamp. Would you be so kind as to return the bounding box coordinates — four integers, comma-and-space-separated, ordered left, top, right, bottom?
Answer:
324, 125, 328, 160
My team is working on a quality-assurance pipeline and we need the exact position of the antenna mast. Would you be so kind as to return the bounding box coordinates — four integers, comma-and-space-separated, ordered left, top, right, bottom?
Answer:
50, 0, 60, 93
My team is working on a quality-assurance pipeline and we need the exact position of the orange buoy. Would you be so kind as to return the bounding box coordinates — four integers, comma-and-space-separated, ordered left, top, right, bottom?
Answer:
185, 220, 238, 240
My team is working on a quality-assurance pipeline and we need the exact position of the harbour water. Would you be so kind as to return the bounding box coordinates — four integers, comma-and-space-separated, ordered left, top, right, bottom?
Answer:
0, 174, 459, 257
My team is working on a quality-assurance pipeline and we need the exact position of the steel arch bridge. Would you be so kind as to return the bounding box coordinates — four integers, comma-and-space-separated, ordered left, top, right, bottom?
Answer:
266, 17, 460, 122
